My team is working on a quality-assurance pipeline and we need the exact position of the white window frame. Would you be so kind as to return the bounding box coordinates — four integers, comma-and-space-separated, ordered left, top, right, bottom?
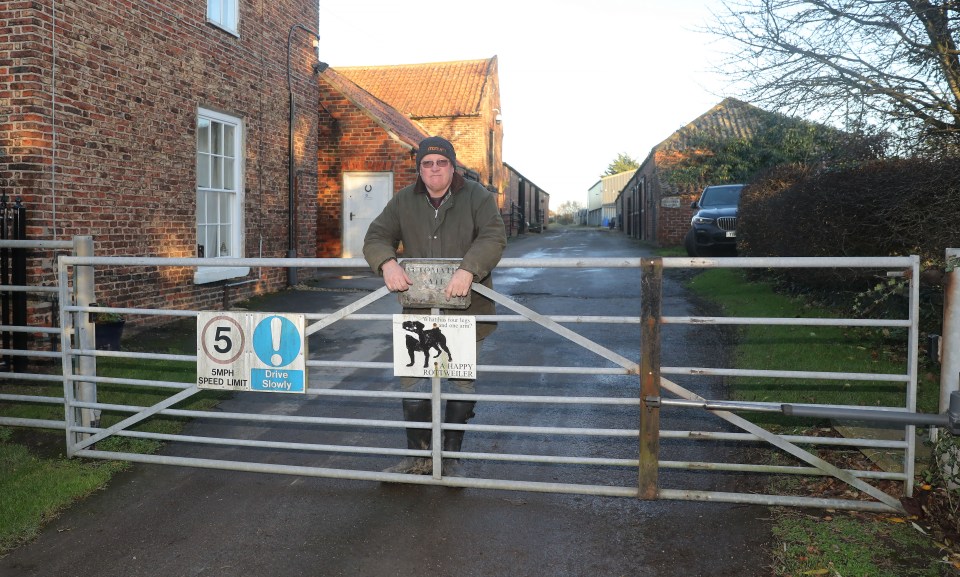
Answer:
195, 108, 248, 284
206, 0, 239, 36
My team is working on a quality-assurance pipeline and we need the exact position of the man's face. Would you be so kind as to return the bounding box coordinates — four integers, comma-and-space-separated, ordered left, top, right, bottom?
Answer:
419, 153, 454, 195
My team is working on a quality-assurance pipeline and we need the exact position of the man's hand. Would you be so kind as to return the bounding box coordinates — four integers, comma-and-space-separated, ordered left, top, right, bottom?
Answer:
445, 268, 474, 300
381, 259, 413, 292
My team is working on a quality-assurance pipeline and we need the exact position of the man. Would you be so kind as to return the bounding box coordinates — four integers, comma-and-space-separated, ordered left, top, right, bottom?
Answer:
363, 135, 507, 475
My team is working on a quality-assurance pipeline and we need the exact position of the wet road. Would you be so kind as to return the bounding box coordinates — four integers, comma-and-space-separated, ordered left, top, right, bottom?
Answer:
2, 227, 773, 577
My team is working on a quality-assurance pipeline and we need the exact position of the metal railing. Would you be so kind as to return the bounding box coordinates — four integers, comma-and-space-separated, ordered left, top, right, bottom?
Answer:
0, 237, 85, 431
1, 198, 29, 371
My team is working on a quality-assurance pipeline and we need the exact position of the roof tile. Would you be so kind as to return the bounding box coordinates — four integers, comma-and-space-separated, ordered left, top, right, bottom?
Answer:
337, 58, 495, 118
320, 67, 431, 149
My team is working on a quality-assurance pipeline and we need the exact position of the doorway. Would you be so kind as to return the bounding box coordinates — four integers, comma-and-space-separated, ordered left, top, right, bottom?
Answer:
342, 172, 393, 258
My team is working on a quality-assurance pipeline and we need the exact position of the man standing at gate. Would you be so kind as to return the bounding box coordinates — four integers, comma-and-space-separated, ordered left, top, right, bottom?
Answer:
363, 135, 507, 476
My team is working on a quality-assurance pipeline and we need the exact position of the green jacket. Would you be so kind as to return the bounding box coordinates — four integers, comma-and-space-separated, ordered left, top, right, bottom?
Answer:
363, 173, 507, 338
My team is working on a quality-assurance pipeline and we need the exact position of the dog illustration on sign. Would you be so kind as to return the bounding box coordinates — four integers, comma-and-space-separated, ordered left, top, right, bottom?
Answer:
402, 320, 452, 368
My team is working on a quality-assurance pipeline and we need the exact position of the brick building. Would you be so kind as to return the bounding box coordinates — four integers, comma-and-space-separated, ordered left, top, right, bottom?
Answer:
617, 98, 771, 246
1, 0, 323, 317
316, 67, 436, 257
335, 58, 505, 195
316, 56, 538, 255
503, 163, 548, 236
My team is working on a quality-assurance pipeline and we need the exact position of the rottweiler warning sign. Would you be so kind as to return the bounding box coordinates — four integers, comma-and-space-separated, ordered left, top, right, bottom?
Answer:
392, 314, 477, 379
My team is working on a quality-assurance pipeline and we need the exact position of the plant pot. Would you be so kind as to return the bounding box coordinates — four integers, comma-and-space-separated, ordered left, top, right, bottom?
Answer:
95, 320, 126, 351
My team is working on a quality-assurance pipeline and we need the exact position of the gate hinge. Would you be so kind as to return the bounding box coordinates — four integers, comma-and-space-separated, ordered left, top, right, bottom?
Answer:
643, 395, 661, 408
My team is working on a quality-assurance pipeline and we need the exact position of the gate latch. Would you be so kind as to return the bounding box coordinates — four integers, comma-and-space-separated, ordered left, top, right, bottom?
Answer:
643, 395, 661, 408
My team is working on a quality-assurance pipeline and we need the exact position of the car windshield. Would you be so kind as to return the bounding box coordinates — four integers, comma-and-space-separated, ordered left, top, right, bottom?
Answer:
700, 185, 742, 207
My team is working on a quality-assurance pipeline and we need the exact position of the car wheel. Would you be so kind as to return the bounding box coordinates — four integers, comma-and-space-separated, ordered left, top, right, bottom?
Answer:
684, 228, 699, 257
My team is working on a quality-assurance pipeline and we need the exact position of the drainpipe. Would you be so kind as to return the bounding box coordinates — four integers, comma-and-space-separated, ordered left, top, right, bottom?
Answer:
286, 24, 326, 287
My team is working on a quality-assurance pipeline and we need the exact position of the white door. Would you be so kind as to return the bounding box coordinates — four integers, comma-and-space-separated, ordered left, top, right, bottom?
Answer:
342, 172, 393, 258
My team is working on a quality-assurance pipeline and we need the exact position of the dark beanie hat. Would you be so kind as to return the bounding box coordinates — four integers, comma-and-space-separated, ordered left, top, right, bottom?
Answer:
416, 136, 456, 167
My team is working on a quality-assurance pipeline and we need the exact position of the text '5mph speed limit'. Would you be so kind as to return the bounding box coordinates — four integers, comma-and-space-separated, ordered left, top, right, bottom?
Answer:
196, 312, 307, 394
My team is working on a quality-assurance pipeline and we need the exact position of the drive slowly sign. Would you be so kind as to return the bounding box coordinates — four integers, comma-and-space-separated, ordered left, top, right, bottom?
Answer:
197, 312, 307, 393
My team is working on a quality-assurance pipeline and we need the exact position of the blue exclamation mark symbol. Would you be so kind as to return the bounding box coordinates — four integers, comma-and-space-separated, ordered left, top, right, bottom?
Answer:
270, 316, 282, 366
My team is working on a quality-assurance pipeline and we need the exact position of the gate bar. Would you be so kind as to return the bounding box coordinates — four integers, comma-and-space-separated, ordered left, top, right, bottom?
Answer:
660, 377, 904, 510
69, 449, 900, 513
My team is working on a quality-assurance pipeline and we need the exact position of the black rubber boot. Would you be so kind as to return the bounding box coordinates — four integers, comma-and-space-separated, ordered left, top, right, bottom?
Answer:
383, 399, 432, 475
442, 401, 476, 476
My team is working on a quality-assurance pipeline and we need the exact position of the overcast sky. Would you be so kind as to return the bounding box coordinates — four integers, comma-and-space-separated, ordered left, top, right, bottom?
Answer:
317, 0, 739, 206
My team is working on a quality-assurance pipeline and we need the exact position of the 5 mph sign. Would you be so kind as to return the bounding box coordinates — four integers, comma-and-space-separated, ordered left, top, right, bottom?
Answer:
197, 312, 307, 394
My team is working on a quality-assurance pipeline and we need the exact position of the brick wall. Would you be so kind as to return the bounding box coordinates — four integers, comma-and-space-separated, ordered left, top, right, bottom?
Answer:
0, 0, 321, 324
631, 150, 701, 247
418, 59, 503, 196
316, 78, 420, 257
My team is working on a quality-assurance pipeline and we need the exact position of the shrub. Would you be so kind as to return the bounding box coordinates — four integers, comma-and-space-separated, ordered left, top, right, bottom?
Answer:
737, 157, 958, 333
739, 157, 959, 269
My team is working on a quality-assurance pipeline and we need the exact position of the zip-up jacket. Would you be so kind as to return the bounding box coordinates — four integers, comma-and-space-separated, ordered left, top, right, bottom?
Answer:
363, 173, 507, 338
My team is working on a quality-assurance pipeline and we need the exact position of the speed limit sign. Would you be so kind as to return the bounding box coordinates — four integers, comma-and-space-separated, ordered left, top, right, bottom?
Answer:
197, 313, 251, 390
200, 315, 245, 365
196, 311, 306, 393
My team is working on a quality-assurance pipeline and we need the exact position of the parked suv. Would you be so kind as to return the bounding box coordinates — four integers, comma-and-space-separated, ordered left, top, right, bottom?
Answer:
684, 183, 744, 257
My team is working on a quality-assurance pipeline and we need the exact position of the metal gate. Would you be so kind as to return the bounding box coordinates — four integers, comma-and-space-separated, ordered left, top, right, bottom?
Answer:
0, 197, 28, 372
1, 246, 946, 513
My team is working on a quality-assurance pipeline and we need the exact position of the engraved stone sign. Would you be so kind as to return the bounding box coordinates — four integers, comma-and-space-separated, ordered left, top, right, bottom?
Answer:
398, 259, 470, 309
660, 196, 682, 209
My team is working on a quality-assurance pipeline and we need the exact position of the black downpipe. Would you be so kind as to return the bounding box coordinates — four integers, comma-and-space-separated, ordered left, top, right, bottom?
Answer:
286, 23, 322, 287
287, 85, 297, 287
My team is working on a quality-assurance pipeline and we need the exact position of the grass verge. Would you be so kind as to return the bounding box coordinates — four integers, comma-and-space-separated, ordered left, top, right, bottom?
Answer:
0, 318, 218, 555
683, 266, 954, 576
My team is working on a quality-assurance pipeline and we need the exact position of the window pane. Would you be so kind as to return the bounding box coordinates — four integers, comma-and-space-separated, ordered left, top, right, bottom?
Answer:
197, 119, 210, 153
211, 156, 223, 189
219, 191, 232, 224
223, 158, 234, 190
197, 192, 208, 222
206, 191, 218, 224
211, 122, 222, 154
206, 226, 217, 258
223, 124, 235, 157
197, 225, 206, 257
224, 0, 236, 28
197, 155, 210, 189
219, 225, 231, 256
206, 0, 218, 22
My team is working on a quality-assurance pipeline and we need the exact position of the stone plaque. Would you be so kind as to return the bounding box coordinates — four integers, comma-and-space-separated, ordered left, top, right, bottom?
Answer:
398, 259, 470, 309
660, 196, 682, 209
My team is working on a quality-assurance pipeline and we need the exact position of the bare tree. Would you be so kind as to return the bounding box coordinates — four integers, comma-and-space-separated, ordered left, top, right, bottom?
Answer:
554, 200, 584, 225
713, 0, 960, 153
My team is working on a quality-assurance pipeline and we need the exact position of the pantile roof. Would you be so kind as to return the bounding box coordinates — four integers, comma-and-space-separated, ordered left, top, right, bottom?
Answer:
336, 57, 497, 118
320, 67, 430, 150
